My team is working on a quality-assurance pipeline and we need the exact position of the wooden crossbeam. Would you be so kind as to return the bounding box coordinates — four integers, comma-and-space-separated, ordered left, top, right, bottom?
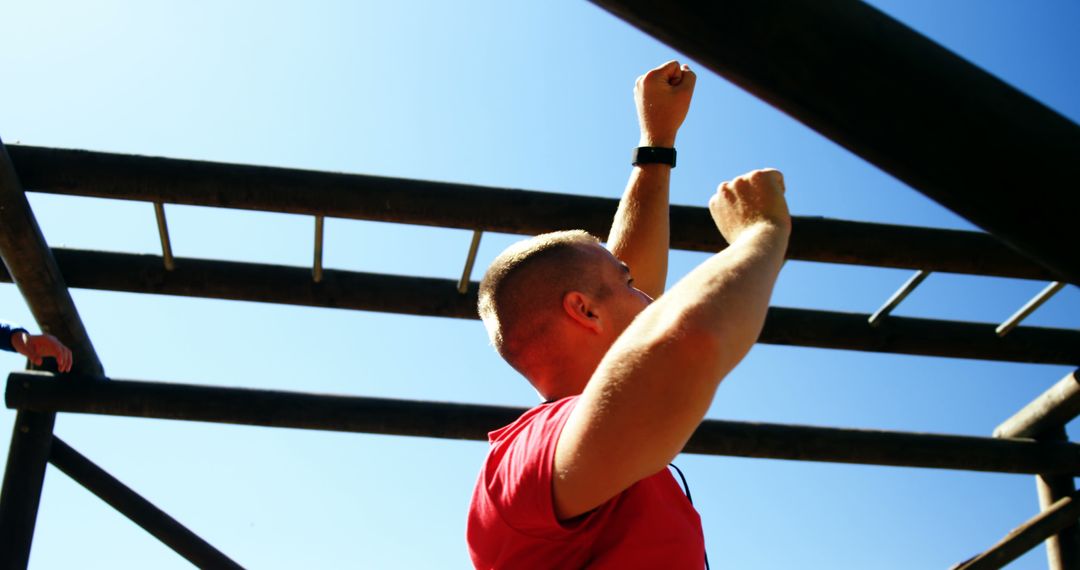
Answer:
953, 487, 1080, 570
995, 371, 1080, 439
6, 144, 1054, 281
588, 0, 1080, 284
0, 138, 104, 568
2, 248, 1075, 365
48, 438, 244, 569
8, 372, 1080, 476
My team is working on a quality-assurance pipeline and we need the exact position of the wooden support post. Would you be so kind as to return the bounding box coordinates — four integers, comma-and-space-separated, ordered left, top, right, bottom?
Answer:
2, 249, 1078, 365
952, 487, 1080, 570
0, 412, 55, 569
0, 140, 103, 376
48, 438, 243, 569
5, 145, 1056, 281
1037, 473, 1080, 568
586, 0, 1080, 283
1034, 427, 1080, 570
995, 376, 1080, 570
0, 137, 105, 569
8, 372, 1080, 476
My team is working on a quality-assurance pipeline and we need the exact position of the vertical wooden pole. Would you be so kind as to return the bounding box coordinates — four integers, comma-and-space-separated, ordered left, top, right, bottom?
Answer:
0, 411, 56, 569
0, 136, 103, 568
1037, 427, 1080, 570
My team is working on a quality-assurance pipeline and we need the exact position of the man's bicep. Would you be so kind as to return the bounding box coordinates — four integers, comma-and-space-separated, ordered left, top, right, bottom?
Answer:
552, 398, 638, 521
553, 337, 718, 521
553, 383, 673, 521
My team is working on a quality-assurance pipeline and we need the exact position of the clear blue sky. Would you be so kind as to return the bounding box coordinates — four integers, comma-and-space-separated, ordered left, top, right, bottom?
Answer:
1, 1, 1078, 568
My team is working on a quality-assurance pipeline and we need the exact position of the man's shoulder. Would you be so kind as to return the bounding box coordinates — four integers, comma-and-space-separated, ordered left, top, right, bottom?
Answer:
481, 396, 580, 488
489, 396, 579, 446
470, 395, 586, 552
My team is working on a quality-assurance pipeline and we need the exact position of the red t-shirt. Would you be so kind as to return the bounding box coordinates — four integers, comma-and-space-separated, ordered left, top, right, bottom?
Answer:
467, 397, 705, 569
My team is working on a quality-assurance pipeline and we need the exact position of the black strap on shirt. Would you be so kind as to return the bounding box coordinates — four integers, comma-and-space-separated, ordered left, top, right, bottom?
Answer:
670, 463, 710, 570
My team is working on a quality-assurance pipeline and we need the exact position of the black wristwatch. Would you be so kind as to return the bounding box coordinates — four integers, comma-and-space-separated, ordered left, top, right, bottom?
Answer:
632, 146, 676, 168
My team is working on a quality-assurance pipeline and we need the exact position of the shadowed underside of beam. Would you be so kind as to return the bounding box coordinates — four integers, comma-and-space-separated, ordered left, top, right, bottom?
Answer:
586, 0, 1080, 284
0, 144, 103, 375
6, 145, 1055, 281
7, 372, 1080, 476
0, 248, 1075, 365
0, 137, 104, 568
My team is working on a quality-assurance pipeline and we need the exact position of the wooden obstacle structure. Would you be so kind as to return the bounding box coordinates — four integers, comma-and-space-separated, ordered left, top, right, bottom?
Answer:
2, 1, 1078, 568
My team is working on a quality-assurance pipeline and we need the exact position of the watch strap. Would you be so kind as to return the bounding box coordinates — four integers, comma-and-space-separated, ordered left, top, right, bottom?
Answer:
632, 146, 676, 168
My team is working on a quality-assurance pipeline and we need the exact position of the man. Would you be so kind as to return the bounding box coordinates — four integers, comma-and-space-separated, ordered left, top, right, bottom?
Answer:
467, 61, 790, 569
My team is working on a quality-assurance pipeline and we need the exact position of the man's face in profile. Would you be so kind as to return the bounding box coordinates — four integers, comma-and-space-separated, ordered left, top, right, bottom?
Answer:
580, 242, 653, 342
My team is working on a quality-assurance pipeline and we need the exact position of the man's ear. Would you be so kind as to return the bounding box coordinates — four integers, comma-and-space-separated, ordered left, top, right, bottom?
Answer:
562, 291, 603, 334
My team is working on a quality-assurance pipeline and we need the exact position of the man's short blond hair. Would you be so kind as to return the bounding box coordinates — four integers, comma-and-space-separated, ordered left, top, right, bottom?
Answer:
478, 230, 609, 375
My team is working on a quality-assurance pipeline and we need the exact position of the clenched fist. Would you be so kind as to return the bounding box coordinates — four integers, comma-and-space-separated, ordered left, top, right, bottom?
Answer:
709, 169, 791, 245
635, 60, 696, 147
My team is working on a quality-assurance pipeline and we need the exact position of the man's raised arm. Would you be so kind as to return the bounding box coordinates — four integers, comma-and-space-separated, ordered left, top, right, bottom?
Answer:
606, 61, 696, 299
554, 169, 790, 520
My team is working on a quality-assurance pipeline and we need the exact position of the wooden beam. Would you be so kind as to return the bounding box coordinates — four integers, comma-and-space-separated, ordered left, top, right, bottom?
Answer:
5, 145, 1054, 281
0, 141, 102, 375
995, 371, 1080, 439
0, 137, 104, 569
48, 438, 243, 569
1030, 426, 1079, 570
1035, 437, 1080, 570
2, 248, 1076, 365
0, 412, 55, 569
952, 486, 1080, 570
997, 389, 1080, 570
8, 372, 1080, 476
587, 0, 1080, 284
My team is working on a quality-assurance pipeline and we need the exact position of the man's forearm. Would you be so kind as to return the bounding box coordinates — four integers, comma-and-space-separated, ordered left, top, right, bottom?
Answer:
607, 163, 671, 299
672, 223, 789, 370
602, 223, 787, 457
623, 222, 788, 387
569, 222, 789, 491
553, 166, 787, 518
606, 61, 695, 299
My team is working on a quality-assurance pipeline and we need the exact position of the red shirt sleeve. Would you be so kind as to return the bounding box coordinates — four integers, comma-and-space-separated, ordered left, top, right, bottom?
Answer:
480, 397, 591, 538
468, 396, 705, 569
